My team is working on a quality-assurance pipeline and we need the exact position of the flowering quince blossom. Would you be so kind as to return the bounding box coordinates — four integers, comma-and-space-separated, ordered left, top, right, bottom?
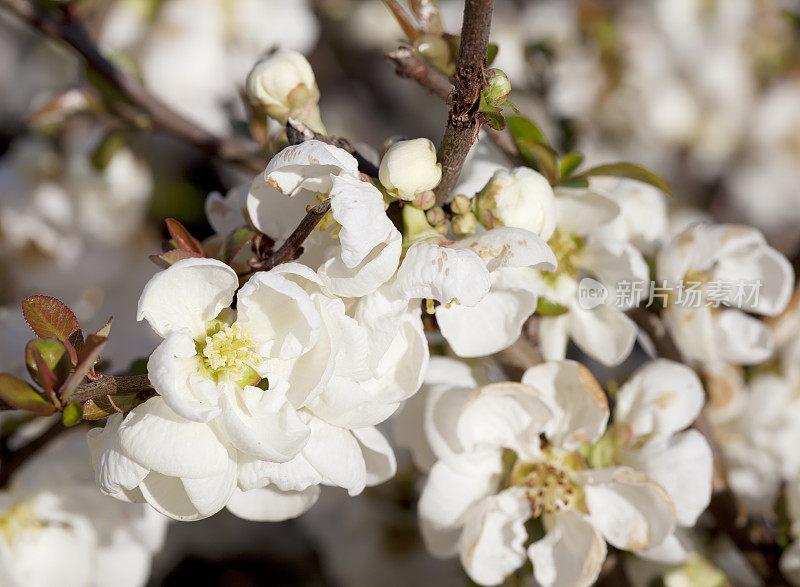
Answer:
529, 186, 649, 366
657, 222, 794, 365
594, 359, 713, 564
0, 429, 167, 587
246, 140, 402, 297
91, 255, 424, 521
400, 356, 678, 587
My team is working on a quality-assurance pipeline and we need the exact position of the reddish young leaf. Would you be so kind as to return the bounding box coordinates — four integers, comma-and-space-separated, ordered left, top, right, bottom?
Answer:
96, 316, 114, 338
82, 392, 147, 420
22, 295, 82, 343
25, 339, 71, 390
165, 218, 204, 254
32, 352, 61, 406
0, 374, 55, 416
149, 249, 204, 269
60, 334, 108, 403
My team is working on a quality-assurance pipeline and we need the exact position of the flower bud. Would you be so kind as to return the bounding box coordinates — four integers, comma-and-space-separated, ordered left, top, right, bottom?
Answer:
412, 190, 436, 210
475, 167, 556, 240
449, 194, 472, 215
435, 222, 449, 235
485, 68, 512, 105
451, 212, 477, 237
426, 206, 445, 226
246, 50, 324, 132
379, 138, 442, 201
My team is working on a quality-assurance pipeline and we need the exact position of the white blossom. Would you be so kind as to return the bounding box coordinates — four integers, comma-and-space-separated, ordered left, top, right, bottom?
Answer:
378, 138, 442, 201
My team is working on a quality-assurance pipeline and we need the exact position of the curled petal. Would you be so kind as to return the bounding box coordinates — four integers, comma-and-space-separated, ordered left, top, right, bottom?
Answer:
137, 258, 238, 339
451, 227, 557, 272
227, 485, 320, 522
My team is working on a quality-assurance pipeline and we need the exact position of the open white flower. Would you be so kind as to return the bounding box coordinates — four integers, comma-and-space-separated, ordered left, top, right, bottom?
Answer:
247, 141, 402, 297
378, 138, 442, 201
531, 188, 648, 366
657, 223, 794, 365
0, 429, 167, 587
606, 360, 713, 564
411, 357, 677, 587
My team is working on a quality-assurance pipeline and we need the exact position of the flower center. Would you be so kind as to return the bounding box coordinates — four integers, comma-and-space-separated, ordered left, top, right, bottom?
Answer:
511, 448, 587, 517
200, 323, 258, 380
0, 500, 43, 545
546, 230, 583, 280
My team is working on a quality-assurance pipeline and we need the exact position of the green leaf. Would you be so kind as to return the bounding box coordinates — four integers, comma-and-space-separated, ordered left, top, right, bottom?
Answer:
536, 298, 569, 317
22, 295, 82, 343
507, 115, 549, 146
62, 401, 83, 426
25, 339, 71, 389
60, 334, 108, 403
95, 316, 113, 338
559, 152, 584, 178
516, 138, 559, 185
482, 111, 506, 131
559, 177, 589, 189
165, 218, 204, 254
0, 374, 55, 415
573, 162, 672, 196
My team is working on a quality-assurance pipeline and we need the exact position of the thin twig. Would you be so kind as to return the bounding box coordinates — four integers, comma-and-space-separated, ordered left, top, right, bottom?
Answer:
286, 119, 380, 177
387, 47, 452, 100
0, 374, 153, 411
433, 0, 494, 204
249, 200, 332, 271
0, 0, 265, 173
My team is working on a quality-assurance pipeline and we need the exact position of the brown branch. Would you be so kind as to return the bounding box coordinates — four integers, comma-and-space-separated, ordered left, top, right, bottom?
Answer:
0, 0, 265, 173
0, 419, 67, 487
387, 47, 452, 100
433, 0, 494, 205
249, 200, 332, 271
0, 374, 153, 411
286, 119, 380, 177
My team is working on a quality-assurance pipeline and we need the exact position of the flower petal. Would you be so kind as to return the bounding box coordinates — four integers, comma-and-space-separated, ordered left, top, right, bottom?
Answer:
87, 413, 148, 497
554, 188, 620, 235
451, 227, 557, 272
528, 510, 607, 587
137, 258, 238, 339
302, 417, 366, 495
147, 330, 221, 422
394, 241, 490, 306
568, 302, 638, 367
118, 397, 230, 478
352, 426, 396, 486
583, 467, 676, 552
220, 384, 310, 463
226, 485, 320, 521
614, 359, 705, 437
459, 487, 531, 586
521, 360, 609, 450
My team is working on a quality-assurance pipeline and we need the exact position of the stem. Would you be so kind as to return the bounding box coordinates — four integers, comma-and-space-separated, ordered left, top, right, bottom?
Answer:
433, 0, 494, 205
387, 47, 452, 100
0, 0, 264, 173
249, 200, 332, 271
0, 374, 153, 411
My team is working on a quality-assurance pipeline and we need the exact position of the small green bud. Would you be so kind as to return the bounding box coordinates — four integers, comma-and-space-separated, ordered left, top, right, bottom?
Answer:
485, 68, 511, 105
426, 207, 446, 226
449, 194, 472, 215
412, 190, 436, 210
451, 212, 477, 237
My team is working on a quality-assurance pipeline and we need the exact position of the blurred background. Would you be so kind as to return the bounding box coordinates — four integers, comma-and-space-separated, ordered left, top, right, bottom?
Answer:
1, 0, 800, 584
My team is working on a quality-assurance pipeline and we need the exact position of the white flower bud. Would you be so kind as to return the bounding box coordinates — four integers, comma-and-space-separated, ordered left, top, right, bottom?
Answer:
475, 167, 556, 240
379, 138, 442, 201
412, 190, 436, 210
449, 194, 472, 215
245, 50, 324, 131
426, 206, 446, 226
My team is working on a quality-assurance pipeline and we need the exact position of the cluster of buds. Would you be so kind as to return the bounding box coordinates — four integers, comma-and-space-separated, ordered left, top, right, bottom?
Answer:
448, 194, 477, 237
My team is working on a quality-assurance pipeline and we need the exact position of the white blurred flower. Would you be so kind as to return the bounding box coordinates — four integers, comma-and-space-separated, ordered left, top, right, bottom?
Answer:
407, 357, 678, 587
475, 167, 557, 240
0, 429, 167, 587
379, 138, 442, 201
657, 223, 794, 365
